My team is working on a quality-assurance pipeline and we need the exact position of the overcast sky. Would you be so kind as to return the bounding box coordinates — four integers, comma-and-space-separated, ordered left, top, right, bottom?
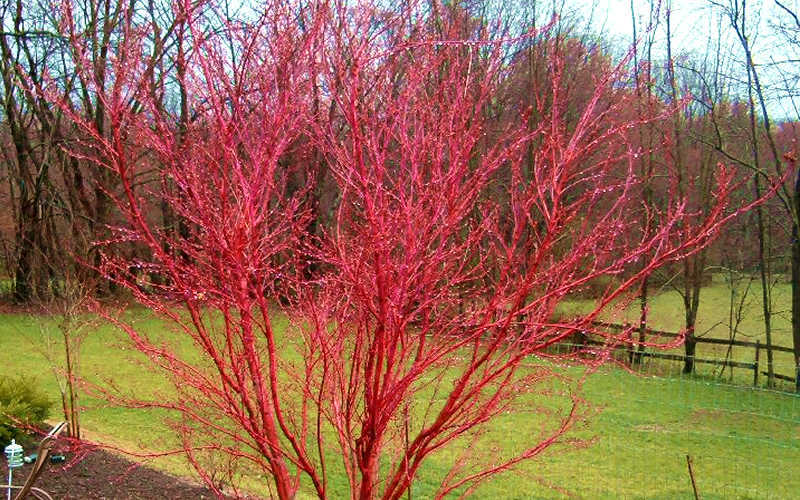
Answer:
575, 0, 800, 120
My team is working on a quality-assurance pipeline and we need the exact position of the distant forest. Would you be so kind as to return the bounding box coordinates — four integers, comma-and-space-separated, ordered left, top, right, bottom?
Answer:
1, 0, 799, 390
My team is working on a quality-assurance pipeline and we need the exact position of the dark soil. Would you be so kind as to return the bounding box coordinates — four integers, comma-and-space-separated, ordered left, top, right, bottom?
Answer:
8, 448, 227, 499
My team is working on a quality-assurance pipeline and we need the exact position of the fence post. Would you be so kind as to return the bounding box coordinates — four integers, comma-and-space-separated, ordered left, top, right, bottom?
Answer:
753, 340, 760, 387
796, 361, 799, 394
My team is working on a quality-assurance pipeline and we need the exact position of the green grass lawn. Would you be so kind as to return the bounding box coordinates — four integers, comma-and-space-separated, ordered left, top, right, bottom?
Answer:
1, 287, 798, 498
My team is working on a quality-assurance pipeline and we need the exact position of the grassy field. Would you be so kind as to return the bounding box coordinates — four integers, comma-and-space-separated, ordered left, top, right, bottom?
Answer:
1, 283, 798, 498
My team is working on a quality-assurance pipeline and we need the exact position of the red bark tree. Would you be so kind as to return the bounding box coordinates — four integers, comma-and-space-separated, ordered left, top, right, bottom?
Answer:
56, 1, 759, 498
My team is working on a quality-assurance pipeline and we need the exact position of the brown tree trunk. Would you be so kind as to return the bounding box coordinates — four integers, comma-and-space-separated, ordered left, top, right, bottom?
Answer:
13, 214, 36, 303
792, 173, 800, 392
635, 276, 648, 365
754, 180, 775, 387
682, 278, 699, 374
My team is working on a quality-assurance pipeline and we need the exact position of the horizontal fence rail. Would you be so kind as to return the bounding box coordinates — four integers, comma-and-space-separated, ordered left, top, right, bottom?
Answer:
582, 321, 798, 390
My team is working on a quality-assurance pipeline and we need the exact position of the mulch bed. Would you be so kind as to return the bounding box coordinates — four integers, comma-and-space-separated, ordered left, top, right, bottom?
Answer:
8, 447, 232, 499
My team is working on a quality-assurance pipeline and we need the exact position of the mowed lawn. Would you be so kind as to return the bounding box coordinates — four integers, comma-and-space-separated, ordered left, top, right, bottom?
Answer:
1, 286, 798, 499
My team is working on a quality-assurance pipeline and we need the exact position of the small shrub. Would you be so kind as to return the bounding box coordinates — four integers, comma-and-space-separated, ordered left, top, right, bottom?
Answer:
0, 377, 51, 443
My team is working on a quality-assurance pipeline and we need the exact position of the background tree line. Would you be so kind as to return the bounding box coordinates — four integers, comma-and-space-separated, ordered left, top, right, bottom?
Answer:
1, 0, 799, 392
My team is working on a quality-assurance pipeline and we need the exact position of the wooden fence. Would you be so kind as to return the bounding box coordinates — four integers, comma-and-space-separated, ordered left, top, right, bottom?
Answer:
584, 321, 797, 388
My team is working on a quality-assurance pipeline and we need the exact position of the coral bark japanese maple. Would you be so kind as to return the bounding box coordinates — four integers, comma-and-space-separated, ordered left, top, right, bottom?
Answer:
57, 1, 756, 498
